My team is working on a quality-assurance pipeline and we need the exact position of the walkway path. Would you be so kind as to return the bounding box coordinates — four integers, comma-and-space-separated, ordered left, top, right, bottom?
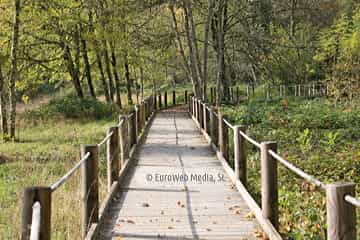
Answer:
98, 108, 261, 240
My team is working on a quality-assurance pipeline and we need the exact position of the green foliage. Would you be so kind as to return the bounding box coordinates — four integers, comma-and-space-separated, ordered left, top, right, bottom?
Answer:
224, 97, 360, 238
26, 94, 118, 121
297, 129, 313, 153
315, 4, 360, 101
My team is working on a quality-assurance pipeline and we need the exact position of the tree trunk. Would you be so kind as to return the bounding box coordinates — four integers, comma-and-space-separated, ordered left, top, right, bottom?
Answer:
95, 50, 111, 102
216, 0, 227, 107
81, 38, 96, 99
110, 41, 122, 108
103, 40, 115, 102
183, 4, 201, 97
0, 63, 8, 139
124, 58, 133, 105
9, 0, 21, 140
169, 3, 199, 96
203, 0, 214, 102
63, 43, 84, 99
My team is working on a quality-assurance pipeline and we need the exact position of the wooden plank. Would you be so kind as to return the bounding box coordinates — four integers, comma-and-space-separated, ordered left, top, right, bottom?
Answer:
97, 108, 264, 240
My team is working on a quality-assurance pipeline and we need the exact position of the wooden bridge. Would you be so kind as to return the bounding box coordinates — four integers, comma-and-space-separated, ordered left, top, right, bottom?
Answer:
21, 91, 359, 240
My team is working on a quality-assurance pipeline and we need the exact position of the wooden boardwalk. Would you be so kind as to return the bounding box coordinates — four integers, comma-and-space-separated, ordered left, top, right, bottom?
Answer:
98, 108, 261, 240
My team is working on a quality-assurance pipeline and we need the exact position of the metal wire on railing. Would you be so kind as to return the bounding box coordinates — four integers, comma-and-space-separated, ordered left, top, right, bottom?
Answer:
268, 150, 326, 189
50, 152, 91, 192
30, 202, 41, 240
345, 195, 360, 208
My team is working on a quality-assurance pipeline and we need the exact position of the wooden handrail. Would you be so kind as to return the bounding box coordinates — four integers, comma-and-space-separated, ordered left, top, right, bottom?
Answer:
189, 96, 358, 240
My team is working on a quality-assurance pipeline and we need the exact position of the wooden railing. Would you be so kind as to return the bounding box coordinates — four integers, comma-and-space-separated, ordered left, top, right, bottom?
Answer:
21, 90, 189, 240
189, 96, 359, 240
208, 83, 328, 104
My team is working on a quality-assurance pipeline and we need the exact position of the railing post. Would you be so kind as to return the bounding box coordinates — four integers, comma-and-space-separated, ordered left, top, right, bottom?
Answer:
135, 105, 139, 139
209, 107, 215, 143
185, 90, 188, 104
173, 90, 176, 106
21, 187, 51, 240
326, 182, 356, 240
158, 93, 162, 109
199, 101, 204, 129
260, 141, 278, 230
107, 126, 119, 191
119, 116, 128, 168
218, 111, 225, 157
153, 93, 157, 110
234, 125, 247, 186
164, 91, 168, 108
81, 145, 99, 238
203, 103, 208, 133
194, 98, 198, 122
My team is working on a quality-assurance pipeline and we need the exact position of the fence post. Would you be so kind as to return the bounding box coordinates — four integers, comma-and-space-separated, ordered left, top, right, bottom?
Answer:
81, 145, 99, 238
119, 115, 128, 167
236, 87, 239, 103
21, 186, 51, 240
107, 126, 119, 191
260, 141, 278, 230
203, 103, 208, 133
234, 125, 247, 186
326, 182, 356, 240
209, 107, 215, 143
135, 105, 140, 139
199, 101, 204, 129
173, 90, 176, 106
218, 111, 225, 157
164, 91, 168, 108
185, 90, 188, 104
154, 93, 157, 110
158, 93, 162, 109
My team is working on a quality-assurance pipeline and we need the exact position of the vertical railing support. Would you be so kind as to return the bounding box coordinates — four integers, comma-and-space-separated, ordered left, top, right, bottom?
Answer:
203, 103, 208, 134
326, 182, 356, 240
209, 107, 215, 143
164, 91, 168, 108
218, 111, 225, 157
234, 125, 247, 186
173, 90, 176, 106
158, 93, 162, 109
119, 115, 128, 167
81, 145, 99, 238
185, 90, 188, 104
135, 105, 140, 139
260, 141, 278, 230
21, 187, 51, 240
107, 126, 119, 191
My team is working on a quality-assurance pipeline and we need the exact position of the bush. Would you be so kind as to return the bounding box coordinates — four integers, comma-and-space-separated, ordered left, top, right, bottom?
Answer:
25, 94, 118, 121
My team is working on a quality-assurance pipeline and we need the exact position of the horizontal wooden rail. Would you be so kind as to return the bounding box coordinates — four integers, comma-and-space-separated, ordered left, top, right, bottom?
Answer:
345, 195, 360, 208
30, 202, 41, 240
189, 96, 358, 240
50, 152, 90, 192
21, 90, 188, 240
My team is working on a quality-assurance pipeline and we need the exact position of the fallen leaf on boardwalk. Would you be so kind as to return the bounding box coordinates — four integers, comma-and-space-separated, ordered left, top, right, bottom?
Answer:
235, 209, 241, 214
168, 226, 174, 229
246, 212, 255, 219
206, 228, 212, 231
212, 221, 217, 224
127, 220, 135, 224
161, 210, 164, 215
142, 203, 150, 207
117, 219, 125, 223
193, 220, 198, 224
228, 205, 241, 211
180, 204, 185, 208
253, 230, 268, 239
190, 146, 196, 150
176, 219, 181, 222
177, 201, 181, 206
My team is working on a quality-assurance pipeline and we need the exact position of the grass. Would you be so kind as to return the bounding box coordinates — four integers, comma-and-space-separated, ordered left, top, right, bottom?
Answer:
0, 93, 130, 239
222, 97, 360, 239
